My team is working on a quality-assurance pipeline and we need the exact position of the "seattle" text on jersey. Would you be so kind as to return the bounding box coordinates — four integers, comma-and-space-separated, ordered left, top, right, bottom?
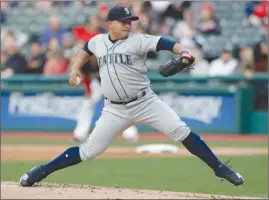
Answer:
97, 53, 132, 67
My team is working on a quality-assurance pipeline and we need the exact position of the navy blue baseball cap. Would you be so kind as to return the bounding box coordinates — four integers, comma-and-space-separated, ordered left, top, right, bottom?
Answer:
107, 6, 139, 21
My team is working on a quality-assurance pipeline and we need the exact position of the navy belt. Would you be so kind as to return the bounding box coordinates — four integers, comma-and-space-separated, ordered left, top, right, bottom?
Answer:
105, 91, 146, 105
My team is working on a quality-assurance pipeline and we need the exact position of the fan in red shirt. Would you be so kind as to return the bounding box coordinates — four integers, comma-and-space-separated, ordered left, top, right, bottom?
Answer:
71, 15, 101, 43
253, 1, 268, 19
248, 1, 268, 29
253, 1, 268, 30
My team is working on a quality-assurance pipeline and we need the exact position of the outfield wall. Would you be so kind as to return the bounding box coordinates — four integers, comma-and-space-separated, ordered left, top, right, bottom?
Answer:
1, 74, 268, 134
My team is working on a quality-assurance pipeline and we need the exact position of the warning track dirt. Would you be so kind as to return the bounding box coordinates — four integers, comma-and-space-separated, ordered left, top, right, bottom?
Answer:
1, 145, 267, 160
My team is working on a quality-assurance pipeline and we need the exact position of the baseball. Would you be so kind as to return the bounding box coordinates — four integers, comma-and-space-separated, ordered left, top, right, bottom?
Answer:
182, 58, 189, 64
75, 77, 81, 85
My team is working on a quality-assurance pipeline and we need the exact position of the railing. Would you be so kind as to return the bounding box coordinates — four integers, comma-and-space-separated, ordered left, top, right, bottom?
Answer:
1, 73, 267, 84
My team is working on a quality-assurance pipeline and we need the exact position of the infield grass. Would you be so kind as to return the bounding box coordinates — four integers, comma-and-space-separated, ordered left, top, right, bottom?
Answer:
1, 156, 268, 198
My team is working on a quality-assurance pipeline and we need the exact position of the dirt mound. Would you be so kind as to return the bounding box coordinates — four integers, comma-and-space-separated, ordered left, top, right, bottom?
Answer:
1, 182, 264, 199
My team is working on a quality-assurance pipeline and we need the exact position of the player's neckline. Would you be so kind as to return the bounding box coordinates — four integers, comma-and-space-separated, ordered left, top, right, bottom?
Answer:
108, 34, 129, 43
108, 34, 118, 43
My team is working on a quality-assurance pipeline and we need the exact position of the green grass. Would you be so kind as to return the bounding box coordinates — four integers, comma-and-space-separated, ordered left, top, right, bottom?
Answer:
2, 138, 268, 148
1, 156, 268, 198
111, 140, 269, 148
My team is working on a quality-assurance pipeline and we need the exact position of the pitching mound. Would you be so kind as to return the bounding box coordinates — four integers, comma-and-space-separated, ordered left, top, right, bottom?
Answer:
1, 182, 263, 199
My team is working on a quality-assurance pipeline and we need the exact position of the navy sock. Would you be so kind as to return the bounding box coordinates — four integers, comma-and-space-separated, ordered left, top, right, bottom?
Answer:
182, 132, 222, 171
42, 146, 82, 175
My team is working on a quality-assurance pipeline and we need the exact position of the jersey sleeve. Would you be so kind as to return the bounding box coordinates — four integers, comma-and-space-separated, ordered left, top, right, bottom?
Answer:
82, 35, 100, 56
138, 34, 162, 55
83, 41, 94, 56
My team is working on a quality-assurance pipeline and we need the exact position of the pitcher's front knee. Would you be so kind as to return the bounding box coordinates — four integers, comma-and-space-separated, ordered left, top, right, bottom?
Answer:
168, 125, 191, 142
78, 144, 105, 161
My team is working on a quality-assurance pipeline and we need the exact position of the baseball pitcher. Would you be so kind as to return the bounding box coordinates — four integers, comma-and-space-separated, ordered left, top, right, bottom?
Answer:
73, 58, 139, 143
20, 6, 244, 187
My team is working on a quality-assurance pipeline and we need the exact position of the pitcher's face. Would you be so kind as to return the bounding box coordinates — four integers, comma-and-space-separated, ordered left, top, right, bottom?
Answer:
108, 20, 132, 40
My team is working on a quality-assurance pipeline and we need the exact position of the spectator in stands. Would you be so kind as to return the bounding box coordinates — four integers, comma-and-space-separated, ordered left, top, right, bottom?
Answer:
133, 10, 152, 34
40, 15, 68, 48
161, 2, 192, 21
196, 3, 221, 36
7, 1, 19, 7
0, 1, 19, 8
70, 0, 96, 8
115, 1, 132, 7
1, 27, 29, 52
45, 38, 61, 59
235, 45, 254, 78
189, 42, 210, 76
62, 33, 76, 58
208, 48, 238, 76
70, 0, 87, 8
35, 1, 53, 9
62, 33, 82, 67
1, 40, 28, 78
43, 51, 69, 76
96, 3, 109, 32
98, 3, 109, 20
147, 2, 189, 35
52, 1, 71, 7
172, 9, 195, 41
253, 33, 268, 72
0, 9, 7, 23
0, 1, 9, 9
245, 1, 260, 17
24, 42, 47, 74
71, 14, 101, 43
147, 1, 171, 25
246, 1, 268, 29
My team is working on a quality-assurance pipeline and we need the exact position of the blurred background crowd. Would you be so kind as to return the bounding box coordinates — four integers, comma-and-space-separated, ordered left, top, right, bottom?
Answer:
0, 1, 268, 78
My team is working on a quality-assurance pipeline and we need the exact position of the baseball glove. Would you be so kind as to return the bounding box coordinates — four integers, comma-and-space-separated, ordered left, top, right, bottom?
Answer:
159, 51, 195, 77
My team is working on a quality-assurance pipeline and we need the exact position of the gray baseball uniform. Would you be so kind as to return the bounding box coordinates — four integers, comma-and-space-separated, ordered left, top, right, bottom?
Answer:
18, 6, 244, 188
79, 33, 190, 161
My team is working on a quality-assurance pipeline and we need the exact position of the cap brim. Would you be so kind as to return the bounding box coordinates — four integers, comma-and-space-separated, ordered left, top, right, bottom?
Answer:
117, 16, 139, 21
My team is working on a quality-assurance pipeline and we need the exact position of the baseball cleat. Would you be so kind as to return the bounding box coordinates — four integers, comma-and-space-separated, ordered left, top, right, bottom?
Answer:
214, 163, 244, 186
19, 166, 47, 187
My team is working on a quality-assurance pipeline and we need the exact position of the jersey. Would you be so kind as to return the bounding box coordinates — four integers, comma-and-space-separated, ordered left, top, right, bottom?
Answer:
83, 33, 161, 101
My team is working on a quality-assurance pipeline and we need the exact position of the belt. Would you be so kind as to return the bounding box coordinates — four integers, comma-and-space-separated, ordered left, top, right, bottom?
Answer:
105, 91, 146, 105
